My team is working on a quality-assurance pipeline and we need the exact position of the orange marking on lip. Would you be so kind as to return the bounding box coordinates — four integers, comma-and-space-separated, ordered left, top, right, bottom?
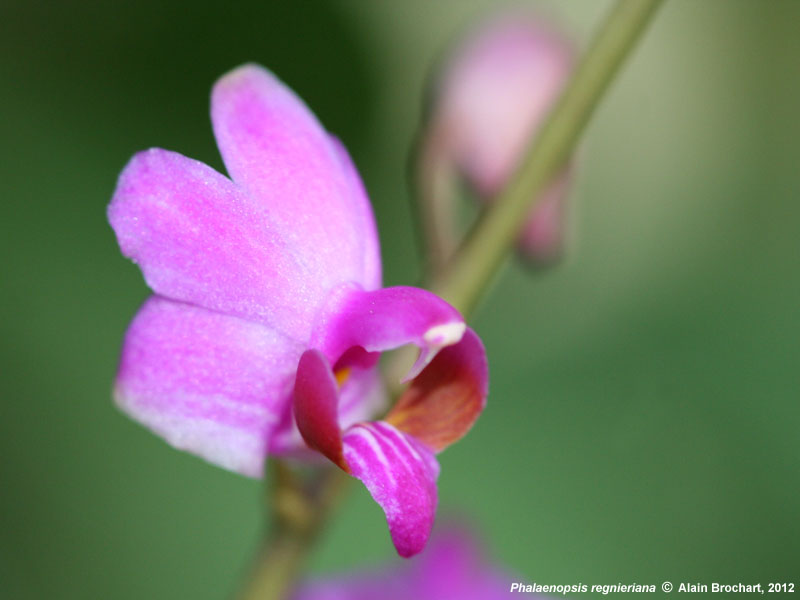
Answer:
334, 367, 351, 388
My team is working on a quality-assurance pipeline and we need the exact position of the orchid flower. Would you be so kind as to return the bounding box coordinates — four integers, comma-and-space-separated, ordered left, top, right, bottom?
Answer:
293, 525, 519, 600
425, 15, 576, 265
108, 64, 488, 557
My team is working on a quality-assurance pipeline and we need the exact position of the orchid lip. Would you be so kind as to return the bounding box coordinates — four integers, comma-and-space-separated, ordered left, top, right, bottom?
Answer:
295, 327, 487, 557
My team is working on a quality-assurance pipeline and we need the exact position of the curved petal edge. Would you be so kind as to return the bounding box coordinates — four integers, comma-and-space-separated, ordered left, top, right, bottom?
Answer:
313, 286, 465, 381
114, 296, 301, 477
294, 350, 348, 470
343, 422, 440, 558
385, 327, 488, 452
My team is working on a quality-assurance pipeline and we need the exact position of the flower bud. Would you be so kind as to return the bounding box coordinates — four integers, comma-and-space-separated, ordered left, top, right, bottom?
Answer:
427, 14, 576, 266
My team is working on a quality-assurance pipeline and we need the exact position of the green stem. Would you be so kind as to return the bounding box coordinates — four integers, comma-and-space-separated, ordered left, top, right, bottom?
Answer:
430, 0, 664, 316
415, 132, 459, 279
235, 464, 349, 600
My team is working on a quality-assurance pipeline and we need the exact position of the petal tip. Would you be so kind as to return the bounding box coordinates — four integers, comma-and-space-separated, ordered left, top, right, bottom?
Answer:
343, 423, 439, 558
400, 321, 466, 383
423, 321, 466, 348
213, 62, 272, 90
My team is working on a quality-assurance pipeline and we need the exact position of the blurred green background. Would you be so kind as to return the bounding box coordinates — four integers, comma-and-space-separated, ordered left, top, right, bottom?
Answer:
2, 0, 799, 597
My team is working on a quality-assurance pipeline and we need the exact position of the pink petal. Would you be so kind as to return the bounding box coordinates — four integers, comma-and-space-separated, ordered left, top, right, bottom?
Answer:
270, 361, 386, 456
336, 366, 387, 429
292, 349, 388, 464
328, 135, 382, 290
313, 286, 466, 381
108, 148, 329, 341
293, 353, 439, 557
114, 296, 302, 477
293, 350, 347, 470
343, 422, 440, 558
385, 328, 487, 452
293, 524, 516, 600
211, 64, 376, 292
410, 524, 514, 599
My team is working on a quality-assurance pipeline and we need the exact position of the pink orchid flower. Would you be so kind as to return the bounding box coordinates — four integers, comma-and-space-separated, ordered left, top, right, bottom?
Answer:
292, 525, 520, 600
427, 15, 576, 266
108, 64, 488, 557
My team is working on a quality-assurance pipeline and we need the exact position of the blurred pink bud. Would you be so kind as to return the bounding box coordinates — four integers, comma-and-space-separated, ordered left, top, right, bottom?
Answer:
292, 524, 531, 600
429, 14, 576, 265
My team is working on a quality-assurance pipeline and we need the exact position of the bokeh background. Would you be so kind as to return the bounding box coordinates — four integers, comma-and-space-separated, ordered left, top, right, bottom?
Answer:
2, 0, 799, 597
